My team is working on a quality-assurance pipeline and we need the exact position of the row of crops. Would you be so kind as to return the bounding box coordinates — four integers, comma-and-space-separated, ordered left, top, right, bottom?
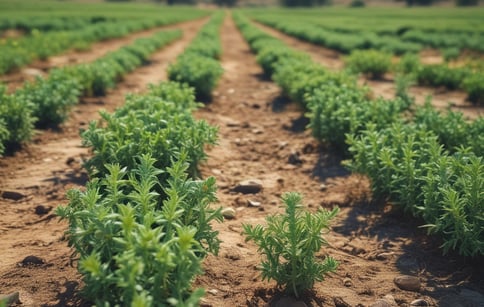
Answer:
0, 28, 182, 155
246, 11, 484, 105
0, 6, 208, 75
55, 14, 225, 306
245, 8, 484, 52
234, 12, 483, 257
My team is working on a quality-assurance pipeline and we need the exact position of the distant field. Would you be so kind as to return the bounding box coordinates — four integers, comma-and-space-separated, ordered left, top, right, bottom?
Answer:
243, 6, 484, 33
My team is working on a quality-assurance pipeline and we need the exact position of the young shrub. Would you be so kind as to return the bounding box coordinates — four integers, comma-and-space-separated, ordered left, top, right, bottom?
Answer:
396, 53, 420, 75
57, 155, 222, 306
82, 94, 217, 180
0, 120, 9, 155
16, 69, 81, 128
420, 151, 483, 257
243, 192, 339, 298
413, 102, 480, 153
345, 49, 392, 79
462, 73, 484, 105
167, 53, 223, 100
0, 85, 35, 150
416, 64, 468, 90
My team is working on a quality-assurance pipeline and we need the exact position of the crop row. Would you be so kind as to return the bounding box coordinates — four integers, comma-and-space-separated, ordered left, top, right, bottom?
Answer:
168, 12, 224, 100
245, 9, 484, 53
234, 12, 484, 106
56, 15, 225, 305
0, 11, 205, 75
234, 13, 483, 257
343, 50, 484, 105
0, 29, 182, 156
57, 80, 220, 306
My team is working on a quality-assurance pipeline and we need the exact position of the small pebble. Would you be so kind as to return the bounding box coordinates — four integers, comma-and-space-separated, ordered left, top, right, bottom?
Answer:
221, 207, 236, 219
394, 275, 421, 292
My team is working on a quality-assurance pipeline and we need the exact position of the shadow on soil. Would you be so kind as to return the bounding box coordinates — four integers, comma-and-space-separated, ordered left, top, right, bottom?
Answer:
43, 280, 89, 307
249, 288, 328, 307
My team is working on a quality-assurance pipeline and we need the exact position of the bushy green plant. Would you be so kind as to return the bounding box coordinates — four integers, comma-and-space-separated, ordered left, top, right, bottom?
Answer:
256, 46, 306, 78
307, 84, 408, 153
413, 102, 483, 154
16, 70, 81, 127
0, 119, 9, 155
243, 192, 339, 297
0, 85, 35, 150
167, 14, 223, 100
272, 57, 357, 106
441, 47, 460, 62
82, 92, 217, 180
462, 73, 484, 105
168, 54, 223, 100
345, 49, 393, 79
346, 123, 484, 256
416, 64, 468, 90
396, 53, 420, 75
57, 155, 222, 306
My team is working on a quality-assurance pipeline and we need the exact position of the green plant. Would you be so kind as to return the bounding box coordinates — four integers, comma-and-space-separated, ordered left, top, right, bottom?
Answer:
346, 123, 484, 256
462, 73, 484, 105
168, 53, 223, 100
16, 70, 81, 128
419, 151, 483, 256
413, 101, 483, 154
345, 49, 392, 79
396, 53, 420, 75
57, 154, 222, 306
0, 119, 8, 155
167, 14, 223, 100
0, 85, 35, 150
82, 92, 217, 180
416, 64, 468, 90
243, 192, 339, 298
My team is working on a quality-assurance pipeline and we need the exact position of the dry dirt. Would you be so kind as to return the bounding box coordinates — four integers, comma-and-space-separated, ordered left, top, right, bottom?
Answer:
0, 13, 483, 307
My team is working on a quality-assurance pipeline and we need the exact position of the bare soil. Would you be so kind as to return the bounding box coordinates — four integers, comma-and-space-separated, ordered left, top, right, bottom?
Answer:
1, 14, 483, 307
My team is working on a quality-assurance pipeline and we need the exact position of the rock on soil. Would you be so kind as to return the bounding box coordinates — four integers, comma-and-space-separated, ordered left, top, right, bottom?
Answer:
19, 255, 45, 266
232, 179, 263, 194
394, 275, 421, 292
221, 207, 236, 219
1, 190, 26, 201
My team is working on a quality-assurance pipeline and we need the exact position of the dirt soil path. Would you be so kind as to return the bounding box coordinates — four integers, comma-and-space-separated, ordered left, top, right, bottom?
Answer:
0, 13, 483, 307
254, 21, 483, 120
0, 18, 205, 306
0, 17, 208, 92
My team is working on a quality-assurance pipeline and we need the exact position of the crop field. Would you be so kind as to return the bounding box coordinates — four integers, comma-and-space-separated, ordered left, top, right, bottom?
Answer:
0, 1, 483, 306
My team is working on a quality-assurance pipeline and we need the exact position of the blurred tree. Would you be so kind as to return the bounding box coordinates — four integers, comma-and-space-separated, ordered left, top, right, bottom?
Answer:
280, 0, 329, 6
404, 0, 434, 5
456, 0, 478, 5
214, 0, 238, 6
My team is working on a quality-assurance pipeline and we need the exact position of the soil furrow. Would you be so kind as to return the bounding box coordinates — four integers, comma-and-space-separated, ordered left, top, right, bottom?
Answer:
0, 17, 208, 92
253, 21, 483, 120
0, 18, 205, 306
193, 14, 482, 307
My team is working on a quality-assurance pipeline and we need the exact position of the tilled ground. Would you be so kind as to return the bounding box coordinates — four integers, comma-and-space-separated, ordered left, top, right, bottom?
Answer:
0, 13, 483, 307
